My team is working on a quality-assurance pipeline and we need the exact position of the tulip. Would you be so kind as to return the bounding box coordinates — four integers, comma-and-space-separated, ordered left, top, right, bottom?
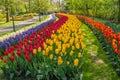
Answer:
58, 56, 63, 65
49, 54, 53, 60
55, 49, 59, 55
9, 56, 14, 62
66, 61, 70, 65
74, 58, 79, 67
33, 49, 37, 55
38, 47, 41, 52
70, 50, 74, 56
25, 55, 31, 62
78, 52, 82, 58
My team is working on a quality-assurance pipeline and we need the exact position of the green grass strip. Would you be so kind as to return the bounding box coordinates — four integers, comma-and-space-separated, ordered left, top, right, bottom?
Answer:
81, 23, 120, 80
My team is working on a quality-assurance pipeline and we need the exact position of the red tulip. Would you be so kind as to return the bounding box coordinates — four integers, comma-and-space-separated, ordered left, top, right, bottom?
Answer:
4, 60, 7, 63
17, 51, 22, 56
9, 56, 14, 62
0, 56, 3, 60
25, 55, 31, 62
5, 49, 9, 55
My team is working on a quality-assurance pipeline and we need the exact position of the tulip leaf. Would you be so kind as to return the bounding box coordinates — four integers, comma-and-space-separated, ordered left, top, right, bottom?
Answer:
37, 74, 43, 80
25, 70, 31, 77
10, 73, 14, 80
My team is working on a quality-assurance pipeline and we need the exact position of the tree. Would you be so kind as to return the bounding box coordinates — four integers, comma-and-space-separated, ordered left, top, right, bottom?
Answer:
118, 0, 120, 22
0, 0, 25, 22
0, 0, 10, 22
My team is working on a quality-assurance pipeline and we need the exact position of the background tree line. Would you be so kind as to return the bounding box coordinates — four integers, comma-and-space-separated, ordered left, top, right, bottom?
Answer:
0, 0, 59, 22
64, 0, 120, 23
0, 0, 119, 23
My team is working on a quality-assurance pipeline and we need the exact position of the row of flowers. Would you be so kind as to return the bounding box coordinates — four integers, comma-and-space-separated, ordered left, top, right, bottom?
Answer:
77, 15, 120, 76
12, 13, 38, 21
0, 14, 56, 55
0, 14, 85, 80
77, 15, 120, 55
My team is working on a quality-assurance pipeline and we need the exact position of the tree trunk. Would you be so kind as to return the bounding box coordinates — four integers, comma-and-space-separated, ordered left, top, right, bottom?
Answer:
29, 0, 31, 13
118, 0, 120, 22
25, 4, 28, 13
59, 0, 60, 11
6, 7, 9, 22
85, 3, 89, 16
5, 0, 9, 22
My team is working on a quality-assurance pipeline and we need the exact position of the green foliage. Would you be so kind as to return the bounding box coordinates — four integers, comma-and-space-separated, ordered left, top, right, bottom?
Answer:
65, 0, 119, 21
0, 0, 55, 22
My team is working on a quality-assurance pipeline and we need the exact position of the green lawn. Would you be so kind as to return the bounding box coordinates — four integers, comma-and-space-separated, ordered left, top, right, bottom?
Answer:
81, 23, 120, 80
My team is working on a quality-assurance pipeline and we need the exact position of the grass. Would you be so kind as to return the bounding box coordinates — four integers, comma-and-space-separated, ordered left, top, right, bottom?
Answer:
0, 21, 22, 29
81, 23, 120, 80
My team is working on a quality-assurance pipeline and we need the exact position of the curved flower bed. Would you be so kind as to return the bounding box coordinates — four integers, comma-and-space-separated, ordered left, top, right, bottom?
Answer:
0, 14, 56, 55
77, 15, 120, 76
0, 14, 85, 80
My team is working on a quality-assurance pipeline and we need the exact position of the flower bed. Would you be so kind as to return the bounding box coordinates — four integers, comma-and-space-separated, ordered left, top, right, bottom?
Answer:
12, 13, 38, 21
0, 14, 56, 55
77, 15, 120, 76
0, 14, 85, 80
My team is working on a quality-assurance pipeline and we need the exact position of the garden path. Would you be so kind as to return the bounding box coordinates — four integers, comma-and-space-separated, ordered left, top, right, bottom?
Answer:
0, 16, 43, 34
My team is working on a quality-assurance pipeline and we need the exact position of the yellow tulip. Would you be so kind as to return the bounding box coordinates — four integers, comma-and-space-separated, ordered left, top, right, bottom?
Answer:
66, 43, 70, 48
78, 52, 82, 58
75, 38, 79, 43
43, 43, 47, 49
75, 43, 80, 49
72, 46, 75, 50
42, 50, 45, 55
53, 38, 57, 43
51, 34, 55, 39
81, 42, 86, 49
58, 56, 63, 65
49, 54, 53, 60
74, 58, 79, 67
48, 46, 53, 51
70, 50, 74, 56
46, 39, 49, 44
38, 47, 41, 52
62, 46, 66, 53
33, 49, 37, 55
63, 51, 67, 55
49, 40, 53, 46
58, 46, 61, 51
66, 61, 70, 65
70, 39, 74, 46
55, 49, 59, 55
45, 48, 49, 55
